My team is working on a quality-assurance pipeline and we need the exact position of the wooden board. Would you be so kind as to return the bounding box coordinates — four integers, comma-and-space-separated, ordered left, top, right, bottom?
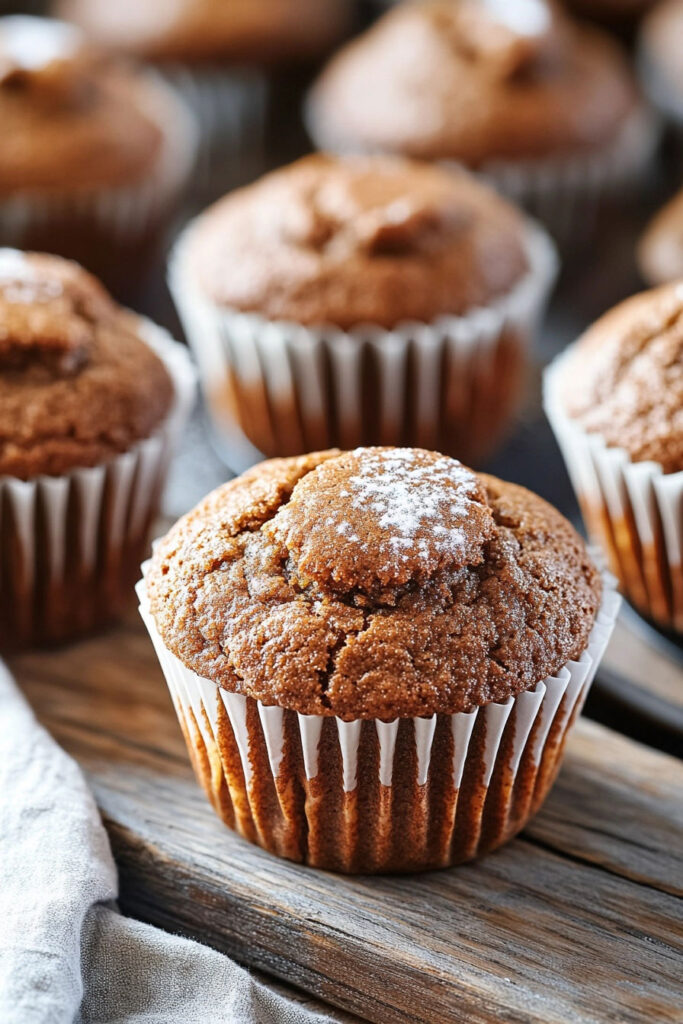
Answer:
10, 607, 683, 1024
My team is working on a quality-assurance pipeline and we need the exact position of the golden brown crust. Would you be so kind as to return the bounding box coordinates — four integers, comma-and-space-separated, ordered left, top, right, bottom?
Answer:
56, 0, 351, 64
184, 154, 529, 329
147, 447, 602, 720
562, 284, 683, 474
0, 249, 174, 479
308, 0, 639, 166
638, 189, 683, 287
0, 17, 163, 195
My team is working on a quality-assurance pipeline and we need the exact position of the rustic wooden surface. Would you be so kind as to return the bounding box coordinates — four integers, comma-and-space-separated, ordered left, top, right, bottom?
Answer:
9, 607, 683, 1024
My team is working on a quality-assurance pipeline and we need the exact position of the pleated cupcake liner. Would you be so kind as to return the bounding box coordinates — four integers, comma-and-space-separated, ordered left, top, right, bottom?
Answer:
0, 71, 197, 274
544, 351, 683, 633
0, 320, 195, 650
137, 560, 619, 873
168, 216, 557, 473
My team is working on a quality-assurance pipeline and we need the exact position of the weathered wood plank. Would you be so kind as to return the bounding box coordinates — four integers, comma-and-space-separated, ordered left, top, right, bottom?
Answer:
10, 609, 683, 1024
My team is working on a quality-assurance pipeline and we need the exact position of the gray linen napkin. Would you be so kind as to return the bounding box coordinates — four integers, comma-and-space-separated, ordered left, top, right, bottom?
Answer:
0, 662, 336, 1024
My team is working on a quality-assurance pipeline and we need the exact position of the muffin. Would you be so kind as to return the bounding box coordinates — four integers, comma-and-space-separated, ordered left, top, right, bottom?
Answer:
544, 283, 683, 632
0, 16, 196, 299
638, 0, 683, 129
169, 153, 557, 470
0, 248, 195, 650
56, 0, 352, 198
638, 187, 683, 284
307, 0, 657, 241
139, 446, 618, 873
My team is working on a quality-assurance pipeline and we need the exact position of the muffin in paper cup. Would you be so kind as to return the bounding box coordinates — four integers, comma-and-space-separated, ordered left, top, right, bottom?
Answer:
0, 250, 196, 650
169, 155, 558, 473
0, 17, 198, 300
305, 1, 659, 247
544, 284, 683, 633
139, 447, 618, 873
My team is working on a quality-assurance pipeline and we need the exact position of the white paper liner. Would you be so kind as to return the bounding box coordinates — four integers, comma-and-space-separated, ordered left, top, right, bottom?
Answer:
0, 319, 195, 648
137, 558, 619, 872
169, 215, 557, 473
0, 70, 197, 250
544, 349, 683, 632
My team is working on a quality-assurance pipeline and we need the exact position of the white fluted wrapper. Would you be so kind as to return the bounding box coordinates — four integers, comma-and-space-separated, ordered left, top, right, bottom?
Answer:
169, 217, 557, 473
0, 322, 195, 650
0, 73, 197, 288
544, 351, 683, 633
137, 559, 618, 873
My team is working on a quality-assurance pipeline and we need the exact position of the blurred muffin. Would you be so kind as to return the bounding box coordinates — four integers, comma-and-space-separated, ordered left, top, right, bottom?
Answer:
139, 445, 617, 873
169, 153, 557, 469
639, 0, 683, 131
638, 188, 683, 284
0, 16, 195, 299
0, 248, 194, 650
544, 283, 683, 632
57, 0, 353, 197
307, 0, 656, 241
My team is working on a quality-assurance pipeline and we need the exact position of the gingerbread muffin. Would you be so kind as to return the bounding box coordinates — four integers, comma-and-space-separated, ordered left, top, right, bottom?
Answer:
0, 16, 195, 299
544, 283, 683, 632
56, 0, 352, 199
139, 446, 617, 873
638, 188, 683, 285
0, 248, 194, 649
307, 0, 656, 241
169, 153, 556, 469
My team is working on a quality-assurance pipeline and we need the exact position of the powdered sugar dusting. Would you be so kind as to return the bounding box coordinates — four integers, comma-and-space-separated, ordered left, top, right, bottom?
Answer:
0, 248, 62, 304
346, 448, 480, 565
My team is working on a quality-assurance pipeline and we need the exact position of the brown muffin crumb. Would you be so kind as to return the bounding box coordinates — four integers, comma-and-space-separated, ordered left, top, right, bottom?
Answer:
0, 249, 175, 479
147, 447, 602, 720
184, 153, 529, 329
562, 283, 683, 473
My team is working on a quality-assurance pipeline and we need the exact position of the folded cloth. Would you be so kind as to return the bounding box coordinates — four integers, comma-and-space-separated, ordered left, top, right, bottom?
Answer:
0, 662, 335, 1024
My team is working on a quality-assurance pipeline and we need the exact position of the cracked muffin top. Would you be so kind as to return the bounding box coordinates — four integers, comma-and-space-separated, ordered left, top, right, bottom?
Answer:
561, 283, 683, 473
307, 0, 640, 166
56, 0, 351, 65
0, 249, 174, 479
146, 446, 602, 720
0, 16, 164, 194
182, 154, 530, 329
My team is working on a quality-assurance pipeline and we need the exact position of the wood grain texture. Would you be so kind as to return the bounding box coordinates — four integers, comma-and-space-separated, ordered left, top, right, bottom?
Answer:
10, 607, 683, 1024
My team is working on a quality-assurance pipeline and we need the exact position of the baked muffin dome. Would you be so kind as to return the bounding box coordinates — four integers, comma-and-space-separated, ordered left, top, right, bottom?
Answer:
307, 0, 640, 167
147, 447, 602, 720
0, 248, 175, 479
0, 16, 163, 194
638, 189, 683, 286
56, 0, 351, 65
560, 283, 683, 473
182, 153, 530, 329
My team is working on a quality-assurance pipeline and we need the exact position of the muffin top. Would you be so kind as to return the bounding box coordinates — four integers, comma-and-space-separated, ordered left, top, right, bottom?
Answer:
561, 283, 683, 473
56, 0, 350, 64
183, 154, 531, 329
0, 16, 163, 194
0, 249, 175, 479
638, 188, 683, 287
147, 446, 602, 720
307, 0, 640, 166
640, 0, 683, 101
